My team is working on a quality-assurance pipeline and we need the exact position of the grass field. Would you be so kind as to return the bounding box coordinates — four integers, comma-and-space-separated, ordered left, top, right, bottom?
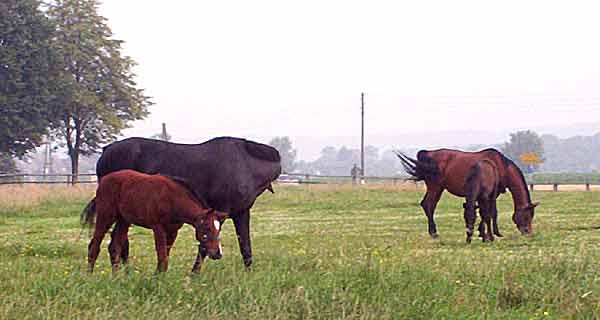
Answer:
0, 184, 599, 319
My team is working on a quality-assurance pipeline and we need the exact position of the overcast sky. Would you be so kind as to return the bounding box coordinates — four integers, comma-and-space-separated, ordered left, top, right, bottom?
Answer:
99, 0, 600, 158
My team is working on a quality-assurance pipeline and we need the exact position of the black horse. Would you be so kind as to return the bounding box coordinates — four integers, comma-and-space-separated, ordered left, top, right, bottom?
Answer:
83, 136, 281, 268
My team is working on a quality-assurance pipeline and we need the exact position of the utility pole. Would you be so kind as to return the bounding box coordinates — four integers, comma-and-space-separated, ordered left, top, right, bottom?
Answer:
361, 92, 365, 183
42, 141, 53, 181
161, 123, 168, 141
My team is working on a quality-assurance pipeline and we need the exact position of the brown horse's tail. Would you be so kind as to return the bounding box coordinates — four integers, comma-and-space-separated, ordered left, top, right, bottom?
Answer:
81, 197, 97, 228
394, 150, 439, 182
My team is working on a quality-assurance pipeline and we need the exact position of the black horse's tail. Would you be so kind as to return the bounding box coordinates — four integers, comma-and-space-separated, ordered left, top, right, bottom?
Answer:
81, 197, 97, 228
394, 150, 440, 182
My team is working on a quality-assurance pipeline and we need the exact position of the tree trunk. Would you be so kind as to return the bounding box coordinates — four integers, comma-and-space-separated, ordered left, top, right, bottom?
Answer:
70, 149, 79, 185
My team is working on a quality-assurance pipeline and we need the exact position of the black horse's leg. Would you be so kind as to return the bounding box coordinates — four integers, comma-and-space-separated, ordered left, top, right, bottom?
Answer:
421, 187, 443, 238
232, 210, 253, 268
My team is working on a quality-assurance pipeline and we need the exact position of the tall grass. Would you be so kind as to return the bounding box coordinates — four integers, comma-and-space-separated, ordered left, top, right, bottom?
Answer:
0, 185, 599, 319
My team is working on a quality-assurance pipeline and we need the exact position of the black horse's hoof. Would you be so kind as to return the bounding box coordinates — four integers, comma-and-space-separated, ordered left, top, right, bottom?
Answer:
494, 232, 504, 237
430, 233, 439, 239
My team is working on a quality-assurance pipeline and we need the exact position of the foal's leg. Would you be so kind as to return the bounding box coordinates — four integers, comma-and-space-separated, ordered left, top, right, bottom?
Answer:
421, 186, 444, 238
108, 220, 130, 272
88, 220, 113, 273
491, 200, 503, 237
165, 225, 180, 257
152, 225, 169, 272
463, 200, 477, 243
479, 201, 494, 242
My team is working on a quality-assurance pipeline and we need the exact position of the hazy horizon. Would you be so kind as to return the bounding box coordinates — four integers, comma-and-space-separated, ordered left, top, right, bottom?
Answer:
93, 1, 600, 160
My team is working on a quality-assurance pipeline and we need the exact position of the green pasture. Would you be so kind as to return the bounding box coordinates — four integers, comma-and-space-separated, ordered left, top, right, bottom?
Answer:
0, 186, 599, 319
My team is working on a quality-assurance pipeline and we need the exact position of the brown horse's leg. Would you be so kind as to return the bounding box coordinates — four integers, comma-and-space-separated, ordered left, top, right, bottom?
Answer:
108, 220, 130, 272
421, 187, 443, 238
152, 225, 169, 272
232, 210, 253, 268
88, 221, 112, 273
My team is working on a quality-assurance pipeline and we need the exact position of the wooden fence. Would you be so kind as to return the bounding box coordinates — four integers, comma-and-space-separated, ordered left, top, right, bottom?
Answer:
0, 173, 97, 185
1, 172, 599, 192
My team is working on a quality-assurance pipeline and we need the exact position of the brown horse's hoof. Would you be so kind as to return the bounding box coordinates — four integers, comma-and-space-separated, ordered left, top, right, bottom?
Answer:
243, 257, 253, 269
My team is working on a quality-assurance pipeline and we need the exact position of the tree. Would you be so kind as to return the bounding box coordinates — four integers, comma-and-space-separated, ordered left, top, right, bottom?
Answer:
0, 0, 60, 157
502, 130, 544, 173
268, 136, 297, 173
48, 0, 152, 183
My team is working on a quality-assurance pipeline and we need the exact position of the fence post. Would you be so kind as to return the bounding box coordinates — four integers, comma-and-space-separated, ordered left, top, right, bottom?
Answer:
586, 183, 591, 191
553, 184, 558, 192
529, 184, 534, 192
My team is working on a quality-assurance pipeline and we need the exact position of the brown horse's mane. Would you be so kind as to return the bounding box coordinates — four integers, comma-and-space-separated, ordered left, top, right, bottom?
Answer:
480, 148, 532, 203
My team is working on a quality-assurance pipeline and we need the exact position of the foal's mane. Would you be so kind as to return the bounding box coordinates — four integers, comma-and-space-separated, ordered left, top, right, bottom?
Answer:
162, 175, 211, 210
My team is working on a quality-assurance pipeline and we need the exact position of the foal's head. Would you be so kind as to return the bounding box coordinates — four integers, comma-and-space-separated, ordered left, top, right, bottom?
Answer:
512, 202, 539, 235
195, 210, 228, 260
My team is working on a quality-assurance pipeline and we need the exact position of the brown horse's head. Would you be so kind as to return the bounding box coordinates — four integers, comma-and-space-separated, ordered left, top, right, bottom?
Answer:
195, 210, 228, 260
512, 202, 539, 235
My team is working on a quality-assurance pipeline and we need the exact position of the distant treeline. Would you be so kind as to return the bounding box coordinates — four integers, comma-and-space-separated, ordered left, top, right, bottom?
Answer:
540, 133, 600, 172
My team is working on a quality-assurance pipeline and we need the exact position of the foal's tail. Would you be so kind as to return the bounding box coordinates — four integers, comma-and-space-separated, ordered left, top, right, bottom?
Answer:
394, 150, 439, 182
81, 197, 97, 228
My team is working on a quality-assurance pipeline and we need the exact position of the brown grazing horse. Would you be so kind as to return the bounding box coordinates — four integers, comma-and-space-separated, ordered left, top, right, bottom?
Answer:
396, 148, 539, 239
463, 160, 501, 243
84, 170, 228, 273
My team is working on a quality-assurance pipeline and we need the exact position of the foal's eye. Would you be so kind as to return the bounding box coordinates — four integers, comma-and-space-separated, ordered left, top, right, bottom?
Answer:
202, 234, 208, 240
